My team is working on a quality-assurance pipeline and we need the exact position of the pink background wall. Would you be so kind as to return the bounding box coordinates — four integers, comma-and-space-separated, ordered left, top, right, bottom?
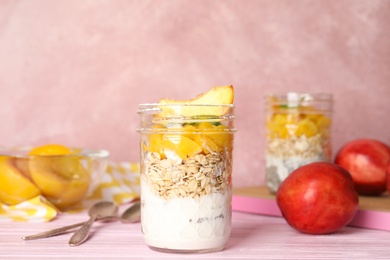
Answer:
0, 0, 389, 188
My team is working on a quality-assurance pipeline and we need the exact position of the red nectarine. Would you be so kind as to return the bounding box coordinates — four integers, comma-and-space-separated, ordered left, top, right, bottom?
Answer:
335, 139, 390, 196
276, 162, 359, 235
386, 163, 390, 194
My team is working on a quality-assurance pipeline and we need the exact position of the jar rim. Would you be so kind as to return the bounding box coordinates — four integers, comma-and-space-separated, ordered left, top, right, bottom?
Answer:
137, 103, 235, 116
138, 103, 234, 110
264, 92, 333, 101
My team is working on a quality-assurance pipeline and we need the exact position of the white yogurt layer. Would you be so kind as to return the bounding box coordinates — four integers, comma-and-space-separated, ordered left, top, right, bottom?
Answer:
265, 153, 326, 193
141, 179, 232, 251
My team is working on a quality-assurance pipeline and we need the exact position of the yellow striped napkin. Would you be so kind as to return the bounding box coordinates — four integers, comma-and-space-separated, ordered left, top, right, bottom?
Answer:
0, 196, 57, 222
83, 162, 140, 208
0, 162, 140, 222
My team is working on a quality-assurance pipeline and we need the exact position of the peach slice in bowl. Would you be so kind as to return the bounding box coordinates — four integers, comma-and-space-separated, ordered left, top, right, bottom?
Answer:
0, 144, 109, 211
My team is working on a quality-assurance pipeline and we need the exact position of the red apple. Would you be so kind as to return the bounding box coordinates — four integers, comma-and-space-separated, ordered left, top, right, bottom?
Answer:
335, 139, 390, 196
276, 162, 359, 235
387, 164, 390, 194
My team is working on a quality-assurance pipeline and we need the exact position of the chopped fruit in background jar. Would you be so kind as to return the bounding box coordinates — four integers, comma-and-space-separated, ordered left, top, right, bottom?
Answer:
264, 93, 333, 194
266, 112, 330, 139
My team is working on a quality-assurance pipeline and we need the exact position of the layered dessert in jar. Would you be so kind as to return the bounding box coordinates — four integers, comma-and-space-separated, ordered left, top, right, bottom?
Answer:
265, 93, 332, 193
137, 86, 235, 253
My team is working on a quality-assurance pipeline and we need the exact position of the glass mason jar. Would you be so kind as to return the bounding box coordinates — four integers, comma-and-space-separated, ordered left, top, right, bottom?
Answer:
264, 93, 333, 193
137, 103, 236, 253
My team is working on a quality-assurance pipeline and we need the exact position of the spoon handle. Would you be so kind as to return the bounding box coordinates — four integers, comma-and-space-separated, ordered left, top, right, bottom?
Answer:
21, 221, 86, 240
21, 216, 114, 241
68, 215, 97, 247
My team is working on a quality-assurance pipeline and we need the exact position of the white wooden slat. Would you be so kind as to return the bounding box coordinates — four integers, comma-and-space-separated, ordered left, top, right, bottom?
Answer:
1, 210, 389, 259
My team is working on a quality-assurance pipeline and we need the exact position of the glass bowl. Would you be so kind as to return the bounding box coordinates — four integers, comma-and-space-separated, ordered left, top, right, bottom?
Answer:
0, 147, 109, 211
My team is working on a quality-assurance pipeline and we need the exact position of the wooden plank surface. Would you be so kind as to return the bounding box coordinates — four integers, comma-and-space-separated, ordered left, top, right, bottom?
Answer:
1, 208, 390, 259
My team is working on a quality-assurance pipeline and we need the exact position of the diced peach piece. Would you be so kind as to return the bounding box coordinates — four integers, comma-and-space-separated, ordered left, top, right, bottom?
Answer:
315, 115, 331, 129
267, 114, 290, 138
295, 119, 318, 137
182, 124, 197, 139
162, 135, 202, 160
147, 125, 165, 156
196, 123, 233, 150
192, 135, 219, 154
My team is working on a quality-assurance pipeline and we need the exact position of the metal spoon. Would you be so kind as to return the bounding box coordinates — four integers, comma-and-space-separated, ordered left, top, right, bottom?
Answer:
119, 201, 141, 223
21, 201, 140, 241
22, 201, 117, 241
68, 201, 118, 246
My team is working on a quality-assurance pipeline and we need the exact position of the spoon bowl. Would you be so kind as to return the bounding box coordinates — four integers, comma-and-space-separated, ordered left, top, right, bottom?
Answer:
88, 201, 119, 219
120, 201, 141, 223
68, 201, 118, 246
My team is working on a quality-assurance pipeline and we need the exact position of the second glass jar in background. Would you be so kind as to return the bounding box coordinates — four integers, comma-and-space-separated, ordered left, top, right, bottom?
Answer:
264, 93, 333, 193
137, 104, 236, 253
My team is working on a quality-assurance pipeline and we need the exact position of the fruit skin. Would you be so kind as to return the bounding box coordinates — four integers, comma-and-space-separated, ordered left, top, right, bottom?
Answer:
335, 139, 390, 196
276, 162, 359, 235
386, 164, 390, 194
157, 85, 234, 117
158, 85, 234, 105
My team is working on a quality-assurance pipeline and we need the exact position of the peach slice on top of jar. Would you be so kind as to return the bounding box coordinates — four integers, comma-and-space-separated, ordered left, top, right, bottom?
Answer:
156, 85, 234, 117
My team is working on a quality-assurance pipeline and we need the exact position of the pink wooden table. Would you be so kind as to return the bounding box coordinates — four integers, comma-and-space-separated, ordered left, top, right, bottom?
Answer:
1, 206, 389, 259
